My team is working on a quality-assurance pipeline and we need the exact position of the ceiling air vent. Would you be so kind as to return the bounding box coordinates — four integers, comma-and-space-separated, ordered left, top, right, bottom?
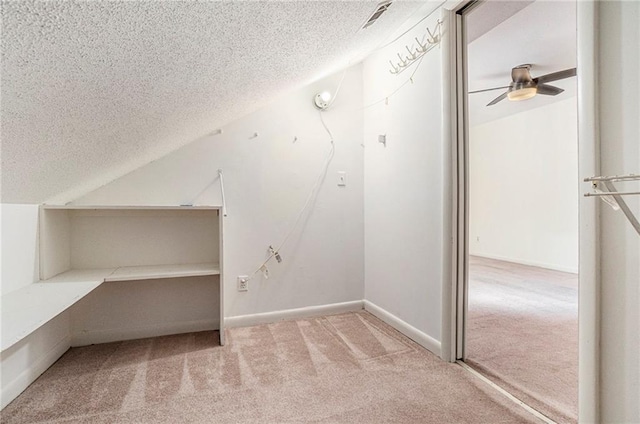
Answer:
362, 1, 393, 29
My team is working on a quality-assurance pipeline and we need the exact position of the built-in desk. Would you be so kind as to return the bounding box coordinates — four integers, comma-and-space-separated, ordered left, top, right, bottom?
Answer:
1, 270, 106, 351
0, 205, 225, 353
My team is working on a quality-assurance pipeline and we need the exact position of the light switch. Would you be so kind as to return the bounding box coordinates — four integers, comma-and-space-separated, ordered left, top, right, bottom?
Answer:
338, 172, 347, 187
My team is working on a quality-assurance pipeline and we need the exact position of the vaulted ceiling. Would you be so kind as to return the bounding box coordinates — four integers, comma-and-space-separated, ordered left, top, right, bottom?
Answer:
1, 1, 431, 203
1, 0, 578, 204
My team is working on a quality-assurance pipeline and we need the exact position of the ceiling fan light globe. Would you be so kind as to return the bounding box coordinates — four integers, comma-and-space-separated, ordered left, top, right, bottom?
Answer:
507, 86, 537, 101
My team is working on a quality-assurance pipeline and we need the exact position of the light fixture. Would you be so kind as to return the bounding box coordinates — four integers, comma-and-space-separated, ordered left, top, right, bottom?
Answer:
313, 91, 332, 110
507, 82, 538, 101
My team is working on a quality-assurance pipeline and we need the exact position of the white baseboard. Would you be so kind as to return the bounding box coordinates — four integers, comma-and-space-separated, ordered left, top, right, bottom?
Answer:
225, 300, 364, 328
470, 253, 578, 274
363, 300, 441, 357
71, 319, 220, 347
225, 300, 442, 358
1, 335, 70, 410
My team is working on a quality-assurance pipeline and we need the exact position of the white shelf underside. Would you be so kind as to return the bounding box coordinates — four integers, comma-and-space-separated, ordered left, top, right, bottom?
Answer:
105, 263, 220, 282
41, 205, 221, 210
1, 263, 219, 351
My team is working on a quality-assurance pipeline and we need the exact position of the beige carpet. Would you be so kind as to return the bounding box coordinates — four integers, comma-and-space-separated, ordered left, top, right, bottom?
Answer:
467, 256, 578, 424
2, 311, 541, 423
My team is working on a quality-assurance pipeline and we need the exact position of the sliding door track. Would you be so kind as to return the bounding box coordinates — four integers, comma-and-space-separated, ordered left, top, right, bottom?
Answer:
457, 361, 558, 424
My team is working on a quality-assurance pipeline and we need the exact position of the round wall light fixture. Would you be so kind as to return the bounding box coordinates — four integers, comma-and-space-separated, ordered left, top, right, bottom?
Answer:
313, 91, 332, 110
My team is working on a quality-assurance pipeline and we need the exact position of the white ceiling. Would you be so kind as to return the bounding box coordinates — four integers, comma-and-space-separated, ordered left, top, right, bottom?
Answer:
1, 1, 578, 203
466, 0, 577, 126
466, 0, 534, 43
1, 0, 433, 203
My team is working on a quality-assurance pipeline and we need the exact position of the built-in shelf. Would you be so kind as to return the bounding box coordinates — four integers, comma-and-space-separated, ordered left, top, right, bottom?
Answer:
105, 263, 220, 282
3, 206, 225, 352
41, 263, 220, 284
41, 205, 221, 210
40, 205, 225, 347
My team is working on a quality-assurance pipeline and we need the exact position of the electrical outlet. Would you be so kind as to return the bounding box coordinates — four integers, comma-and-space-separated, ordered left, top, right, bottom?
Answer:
237, 276, 249, 292
338, 171, 347, 187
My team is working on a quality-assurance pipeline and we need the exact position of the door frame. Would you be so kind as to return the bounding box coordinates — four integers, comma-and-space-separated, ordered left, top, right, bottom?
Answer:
440, 1, 600, 421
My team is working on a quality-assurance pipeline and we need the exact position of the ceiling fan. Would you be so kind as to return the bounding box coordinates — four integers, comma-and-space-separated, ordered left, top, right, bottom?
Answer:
470, 64, 577, 106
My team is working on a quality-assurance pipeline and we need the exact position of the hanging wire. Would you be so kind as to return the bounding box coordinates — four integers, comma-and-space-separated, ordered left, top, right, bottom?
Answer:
361, 52, 427, 111
246, 71, 345, 281
248, 140, 335, 280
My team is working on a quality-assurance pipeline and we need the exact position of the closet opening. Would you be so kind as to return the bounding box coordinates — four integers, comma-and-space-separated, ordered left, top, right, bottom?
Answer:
448, 1, 580, 422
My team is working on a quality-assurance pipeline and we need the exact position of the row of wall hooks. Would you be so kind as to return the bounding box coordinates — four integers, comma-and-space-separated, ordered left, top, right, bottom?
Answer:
389, 19, 442, 75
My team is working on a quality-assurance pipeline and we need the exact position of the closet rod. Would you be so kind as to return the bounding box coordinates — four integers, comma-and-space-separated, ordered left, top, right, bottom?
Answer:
584, 175, 640, 235
584, 174, 640, 183
585, 191, 640, 197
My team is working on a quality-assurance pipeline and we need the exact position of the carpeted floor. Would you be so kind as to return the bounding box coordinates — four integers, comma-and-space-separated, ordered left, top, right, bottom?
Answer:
467, 256, 578, 424
2, 311, 541, 423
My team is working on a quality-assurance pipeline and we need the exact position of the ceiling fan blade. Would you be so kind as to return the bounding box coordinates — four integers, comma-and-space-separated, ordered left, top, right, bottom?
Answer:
536, 84, 564, 96
469, 86, 510, 94
511, 65, 532, 82
534, 67, 577, 84
487, 92, 508, 106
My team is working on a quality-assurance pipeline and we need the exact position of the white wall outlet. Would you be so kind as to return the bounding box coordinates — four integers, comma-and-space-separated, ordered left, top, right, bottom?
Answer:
237, 275, 249, 292
338, 171, 347, 187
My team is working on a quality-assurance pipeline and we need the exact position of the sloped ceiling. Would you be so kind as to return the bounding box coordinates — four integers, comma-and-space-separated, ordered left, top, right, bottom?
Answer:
1, 0, 430, 204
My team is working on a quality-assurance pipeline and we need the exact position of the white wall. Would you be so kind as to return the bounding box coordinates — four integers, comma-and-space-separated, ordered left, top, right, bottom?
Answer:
67, 210, 219, 269
72, 65, 365, 322
468, 98, 579, 273
597, 1, 640, 421
1, 204, 71, 409
1, 204, 40, 295
70, 277, 219, 346
362, 11, 444, 353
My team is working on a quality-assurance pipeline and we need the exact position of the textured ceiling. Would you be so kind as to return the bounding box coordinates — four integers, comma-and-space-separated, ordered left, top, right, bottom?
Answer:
467, 0, 577, 126
1, 0, 428, 203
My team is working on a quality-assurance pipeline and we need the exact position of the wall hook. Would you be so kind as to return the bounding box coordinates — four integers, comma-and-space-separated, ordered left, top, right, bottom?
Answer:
405, 46, 417, 61
397, 53, 408, 67
426, 27, 438, 44
389, 60, 399, 74
427, 20, 443, 44
386, 20, 443, 76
